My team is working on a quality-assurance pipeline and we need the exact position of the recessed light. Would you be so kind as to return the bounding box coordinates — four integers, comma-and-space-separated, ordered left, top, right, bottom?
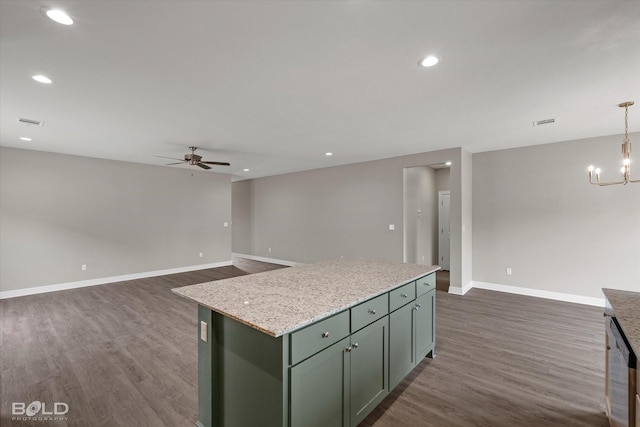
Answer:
419, 55, 439, 67
32, 75, 52, 84
20, 137, 32, 141
243, 168, 250, 172
445, 161, 452, 166
325, 152, 333, 156
45, 8, 73, 25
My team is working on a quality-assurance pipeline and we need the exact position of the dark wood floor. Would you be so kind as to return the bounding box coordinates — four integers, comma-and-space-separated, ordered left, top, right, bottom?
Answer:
1, 259, 607, 427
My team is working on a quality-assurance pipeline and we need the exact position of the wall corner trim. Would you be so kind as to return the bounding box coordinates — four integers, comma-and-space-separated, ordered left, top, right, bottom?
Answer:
448, 281, 473, 296
469, 281, 605, 307
232, 253, 300, 267
0, 260, 233, 300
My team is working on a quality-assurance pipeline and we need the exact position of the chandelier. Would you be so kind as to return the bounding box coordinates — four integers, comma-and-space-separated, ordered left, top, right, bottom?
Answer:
588, 101, 638, 186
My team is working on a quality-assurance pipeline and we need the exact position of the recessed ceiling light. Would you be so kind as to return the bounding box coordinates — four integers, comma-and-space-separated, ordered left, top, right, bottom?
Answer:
45, 8, 73, 25
325, 152, 333, 156
419, 55, 440, 67
32, 75, 52, 84
445, 161, 452, 166
20, 137, 32, 141
243, 168, 250, 172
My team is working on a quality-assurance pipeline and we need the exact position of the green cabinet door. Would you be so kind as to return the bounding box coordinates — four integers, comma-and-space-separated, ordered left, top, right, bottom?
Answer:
414, 290, 435, 361
350, 316, 389, 426
290, 337, 350, 427
388, 302, 415, 390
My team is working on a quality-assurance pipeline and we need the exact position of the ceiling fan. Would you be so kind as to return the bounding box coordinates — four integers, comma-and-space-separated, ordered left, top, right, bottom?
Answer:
155, 146, 230, 170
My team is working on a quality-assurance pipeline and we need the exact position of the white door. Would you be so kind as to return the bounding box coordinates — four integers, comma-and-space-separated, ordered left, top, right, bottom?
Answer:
438, 191, 450, 270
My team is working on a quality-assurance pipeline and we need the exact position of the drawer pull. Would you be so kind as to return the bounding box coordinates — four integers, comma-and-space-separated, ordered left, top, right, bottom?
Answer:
414, 304, 422, 311
321, 331, 330, 339
353, 342, 359, 349
368, 309, 377, 315
345, 346, 352, 353
401, 293, 408, 298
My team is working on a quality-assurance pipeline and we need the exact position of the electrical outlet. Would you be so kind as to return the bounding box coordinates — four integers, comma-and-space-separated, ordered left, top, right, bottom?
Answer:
506, 267, 512, 275
199, 252, 203, 258
223, 222, 229, 227
81, 264, 87, 271
389, 224, 395, 231
268, 247, 272, 253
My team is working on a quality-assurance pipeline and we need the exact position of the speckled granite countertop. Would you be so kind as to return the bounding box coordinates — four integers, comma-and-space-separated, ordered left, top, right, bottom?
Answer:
603, 288, 640, 357
173, 258, 439, 337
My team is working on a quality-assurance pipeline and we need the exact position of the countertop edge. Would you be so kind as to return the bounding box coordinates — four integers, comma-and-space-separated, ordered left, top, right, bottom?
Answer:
602, 287, 640, 358
173, 265, 440, 337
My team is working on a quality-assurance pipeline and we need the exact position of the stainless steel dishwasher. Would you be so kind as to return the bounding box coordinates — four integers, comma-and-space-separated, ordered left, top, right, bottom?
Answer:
606, 315, 637, 427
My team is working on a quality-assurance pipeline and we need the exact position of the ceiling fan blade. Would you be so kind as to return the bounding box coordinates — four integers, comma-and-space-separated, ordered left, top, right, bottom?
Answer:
201, 161, 231, 166
196, 163, 212, 170
165, 162, 184, 165
154, 155, 185, 162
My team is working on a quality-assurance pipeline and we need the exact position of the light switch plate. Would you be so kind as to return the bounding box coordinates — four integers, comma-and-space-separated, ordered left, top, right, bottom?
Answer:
200, 321, 208, 342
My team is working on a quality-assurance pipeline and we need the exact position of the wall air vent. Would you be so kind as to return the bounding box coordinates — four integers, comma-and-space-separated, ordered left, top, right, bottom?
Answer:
532, 118, 556, 127
17, 117, 44, 127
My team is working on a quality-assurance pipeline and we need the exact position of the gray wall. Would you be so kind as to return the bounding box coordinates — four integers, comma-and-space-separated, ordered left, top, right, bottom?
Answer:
473, 133, 640, 299
231, 147, 470, 291
0, 147, 232, 292
435, 168, 450, 192
403, 166, 437, 265
232, 179, 252, 254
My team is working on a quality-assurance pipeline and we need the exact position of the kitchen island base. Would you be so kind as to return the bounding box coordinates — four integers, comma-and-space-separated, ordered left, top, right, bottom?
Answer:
172, 259, 439, 427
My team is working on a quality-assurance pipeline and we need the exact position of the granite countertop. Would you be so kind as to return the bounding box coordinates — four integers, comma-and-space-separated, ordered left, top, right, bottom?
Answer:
172, 258, 439, 337
603, 288, 640, 357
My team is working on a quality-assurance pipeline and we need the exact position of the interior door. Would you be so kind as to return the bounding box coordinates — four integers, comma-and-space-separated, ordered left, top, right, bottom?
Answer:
438, 191, 450, 270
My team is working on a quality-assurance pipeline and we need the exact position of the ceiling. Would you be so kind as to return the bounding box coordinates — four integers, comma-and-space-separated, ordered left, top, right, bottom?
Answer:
1, 1, 639, 180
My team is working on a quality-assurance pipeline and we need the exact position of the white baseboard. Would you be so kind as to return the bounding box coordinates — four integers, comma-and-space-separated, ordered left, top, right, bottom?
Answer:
448, 281, 473, 296
0, 261, 233, 300
469, 281, 605, 307
232, 253, 300, 267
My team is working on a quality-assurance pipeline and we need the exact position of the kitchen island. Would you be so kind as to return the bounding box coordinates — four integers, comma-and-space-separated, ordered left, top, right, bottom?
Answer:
603, 288, 640, 427
173, 258, 439, 427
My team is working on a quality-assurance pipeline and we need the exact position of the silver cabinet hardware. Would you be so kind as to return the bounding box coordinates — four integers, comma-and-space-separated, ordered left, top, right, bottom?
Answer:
368, 309, 377, 315
322, 331, 330, 339
401, 293, 408, 298
345, 346, 352, 352
353, 343, 359, 349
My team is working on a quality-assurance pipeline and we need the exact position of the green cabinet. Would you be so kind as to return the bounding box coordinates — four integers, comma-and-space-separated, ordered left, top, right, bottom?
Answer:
349, 317, 389, 425
414, 291, 435, 361
389, 288, 435, 390
389, 301, 415, 389
290, 317, 389, 427
290, 337, 350, 427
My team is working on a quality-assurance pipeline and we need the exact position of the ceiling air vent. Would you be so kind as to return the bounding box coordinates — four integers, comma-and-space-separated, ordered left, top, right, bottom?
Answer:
17, 117, 44, 127
532, 118, 556, 127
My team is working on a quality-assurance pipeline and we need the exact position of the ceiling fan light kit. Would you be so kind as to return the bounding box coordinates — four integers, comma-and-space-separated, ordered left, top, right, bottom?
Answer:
155, 146, 230, 170
588, 101, 638, 186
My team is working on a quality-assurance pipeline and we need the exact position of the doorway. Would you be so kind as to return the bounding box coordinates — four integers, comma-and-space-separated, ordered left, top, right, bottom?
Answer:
438, 191, 451, 271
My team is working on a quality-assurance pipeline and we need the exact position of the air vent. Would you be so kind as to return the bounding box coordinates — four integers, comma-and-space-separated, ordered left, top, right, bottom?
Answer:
17, 117, 44, 127
532, 118, 556, 127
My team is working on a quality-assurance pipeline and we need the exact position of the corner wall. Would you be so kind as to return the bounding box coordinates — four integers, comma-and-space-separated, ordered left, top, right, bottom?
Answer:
0, 147, 232, 294
232, 147, 470, 292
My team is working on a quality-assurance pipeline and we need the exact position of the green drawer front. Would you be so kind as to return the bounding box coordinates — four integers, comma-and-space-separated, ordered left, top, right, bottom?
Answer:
416, 273, 436, 297
351, 294, 388, 332
290, 310, 350, 365
389, 281, 416, 312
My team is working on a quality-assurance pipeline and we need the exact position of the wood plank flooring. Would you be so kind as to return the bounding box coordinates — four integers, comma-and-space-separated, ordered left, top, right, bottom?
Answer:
1, 259, 607, 426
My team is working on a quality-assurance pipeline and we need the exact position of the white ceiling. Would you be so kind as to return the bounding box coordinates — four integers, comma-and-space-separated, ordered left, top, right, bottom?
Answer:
1, 0, 639, 180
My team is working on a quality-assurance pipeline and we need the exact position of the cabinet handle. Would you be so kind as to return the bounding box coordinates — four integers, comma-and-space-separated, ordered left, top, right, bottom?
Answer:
345, 346, 352, 352
353, 343, 359, 349
414, 304, 422, 311
322, 331, 329, 339
368, 309, 377, 315
401, 293, 408, 298
603, 313, 609, 317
